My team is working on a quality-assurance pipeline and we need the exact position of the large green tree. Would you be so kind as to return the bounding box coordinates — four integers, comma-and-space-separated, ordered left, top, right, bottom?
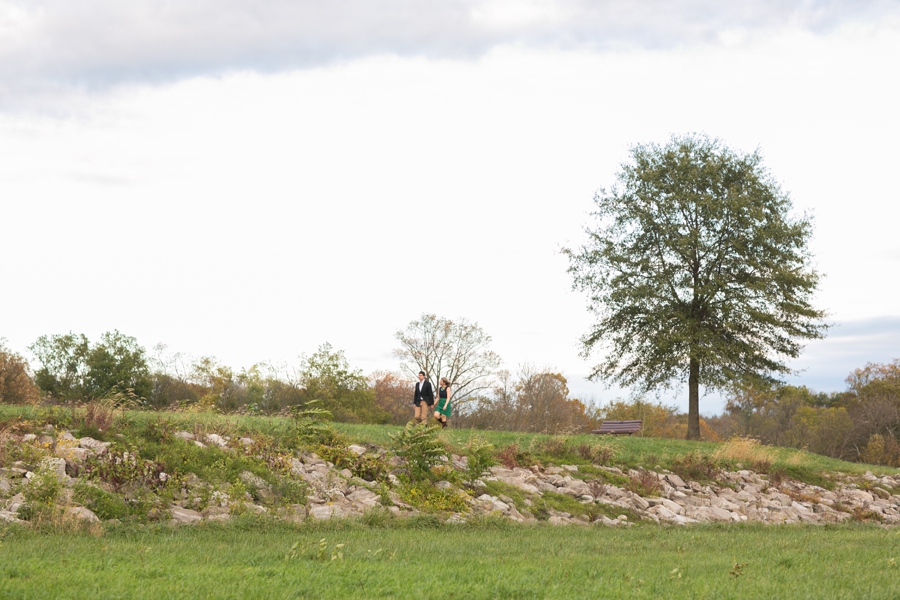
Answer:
565, 134, 827, 439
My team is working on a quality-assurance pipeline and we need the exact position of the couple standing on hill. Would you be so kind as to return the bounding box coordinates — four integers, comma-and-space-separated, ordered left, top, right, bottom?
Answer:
413, 371, 452, 428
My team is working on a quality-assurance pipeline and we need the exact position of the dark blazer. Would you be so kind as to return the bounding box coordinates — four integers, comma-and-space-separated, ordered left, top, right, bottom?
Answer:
413, 379, 435, 404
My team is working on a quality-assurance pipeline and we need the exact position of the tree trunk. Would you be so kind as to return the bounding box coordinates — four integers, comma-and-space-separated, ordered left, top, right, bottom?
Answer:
686, 357, 701, 440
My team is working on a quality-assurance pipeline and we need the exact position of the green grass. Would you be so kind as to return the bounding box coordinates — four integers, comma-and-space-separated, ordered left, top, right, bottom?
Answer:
2, 520, 900, 599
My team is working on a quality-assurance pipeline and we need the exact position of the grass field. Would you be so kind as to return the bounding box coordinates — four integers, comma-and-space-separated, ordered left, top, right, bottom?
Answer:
2, 519, 900, 599
3, 404, 900, 598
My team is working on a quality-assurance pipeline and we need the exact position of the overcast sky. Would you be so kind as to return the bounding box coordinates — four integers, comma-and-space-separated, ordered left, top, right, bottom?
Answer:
1, 0, 898, 414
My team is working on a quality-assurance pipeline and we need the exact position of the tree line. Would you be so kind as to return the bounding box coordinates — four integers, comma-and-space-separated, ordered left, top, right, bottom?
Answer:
0, 316, 595, 432
2, 332, 899, 464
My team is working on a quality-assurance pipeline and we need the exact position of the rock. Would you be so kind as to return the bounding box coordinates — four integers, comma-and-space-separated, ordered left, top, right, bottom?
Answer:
347, 489, 381, 508
435, 481, 453, 490
594, 515, 620, 526
648, 505, 679, 521
174, 431, 195, 441
22, 434, 36, 442
629, 495, 650, 511
194, 441, 207, 449
665, 474, 687, 488
56, 446, 89, 462
348, 445, 367, 456
561, 465, 578, 472
169, 507, 202, 525
66, 506, 100, 523
238, 437, 255, 446
58, 431, 78, 443
651, 497, 684, 515
78, 437, 111, 451
309, 504, 345, 520
616, 514, 628, 521
205, 434, 228, 448
0, 468, 28, 479
687, 506, 735, 522
872, 487, 891, 500
339, 469, 353, 478
239, 471, 268, 489
40, 457, 68, 480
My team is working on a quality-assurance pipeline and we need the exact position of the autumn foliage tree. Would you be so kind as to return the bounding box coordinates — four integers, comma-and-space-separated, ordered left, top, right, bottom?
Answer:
0, 341, 40, 404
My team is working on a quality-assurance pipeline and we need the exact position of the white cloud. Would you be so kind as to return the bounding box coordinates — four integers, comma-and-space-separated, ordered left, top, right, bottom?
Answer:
1, 0, 898, 107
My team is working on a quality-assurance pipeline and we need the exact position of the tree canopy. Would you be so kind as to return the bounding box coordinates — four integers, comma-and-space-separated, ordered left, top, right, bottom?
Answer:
565, 134, 827, 439
29, 331, 151, 401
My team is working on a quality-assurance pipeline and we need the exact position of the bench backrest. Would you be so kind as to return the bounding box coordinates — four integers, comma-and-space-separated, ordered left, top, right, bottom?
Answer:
593, 420, 643, 435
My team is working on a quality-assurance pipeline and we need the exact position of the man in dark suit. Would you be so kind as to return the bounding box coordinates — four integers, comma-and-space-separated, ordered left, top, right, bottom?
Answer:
413, 370, 435, 424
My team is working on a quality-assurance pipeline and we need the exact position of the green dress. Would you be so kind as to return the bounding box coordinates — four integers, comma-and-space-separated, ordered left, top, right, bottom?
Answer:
436, 387, 452, 417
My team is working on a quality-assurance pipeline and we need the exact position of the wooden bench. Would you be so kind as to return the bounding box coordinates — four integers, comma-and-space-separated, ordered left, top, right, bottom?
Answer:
591, 420, 642, 435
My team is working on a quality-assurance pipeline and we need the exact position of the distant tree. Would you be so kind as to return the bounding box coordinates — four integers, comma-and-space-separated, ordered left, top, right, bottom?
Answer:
565, 134, 827, 440
370, 370, 415, 425
299, 343, 388, 423
148, 344, 203, 408
30, 331, 151, 401
84, 331, 151, 400
29, 332, 90, 400
513, 367, 591, 434
454, 366, 592, 434
394, 314, 501, 406
0, 340, 40, 404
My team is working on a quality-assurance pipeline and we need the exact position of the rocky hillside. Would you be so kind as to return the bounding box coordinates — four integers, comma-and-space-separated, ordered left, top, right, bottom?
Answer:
3, 423, 899, 528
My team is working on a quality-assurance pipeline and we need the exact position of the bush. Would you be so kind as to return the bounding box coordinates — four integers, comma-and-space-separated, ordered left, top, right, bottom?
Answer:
464, 436, 496, 484
23, 463, 63, 507
390, 423, 447, 481
81, 449, 168, 492
496, 443, 533, 469
73, 482, 130, 520
292, 401, 345, 446
669, 452, 720, 483
577, 442, 615, 464
625, 470, 661, 496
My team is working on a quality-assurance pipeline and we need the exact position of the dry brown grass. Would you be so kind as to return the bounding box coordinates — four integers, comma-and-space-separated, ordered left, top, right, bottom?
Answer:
713, 436, 777, 465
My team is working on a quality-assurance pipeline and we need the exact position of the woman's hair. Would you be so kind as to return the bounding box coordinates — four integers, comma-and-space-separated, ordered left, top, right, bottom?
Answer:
440, 377, 450, 386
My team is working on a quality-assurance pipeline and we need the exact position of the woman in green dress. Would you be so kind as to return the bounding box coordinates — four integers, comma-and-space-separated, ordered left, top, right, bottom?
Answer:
434, 377, 452, 429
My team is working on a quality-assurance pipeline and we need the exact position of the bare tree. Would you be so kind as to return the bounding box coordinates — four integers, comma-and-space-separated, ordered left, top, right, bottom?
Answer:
394, 314, 501, 406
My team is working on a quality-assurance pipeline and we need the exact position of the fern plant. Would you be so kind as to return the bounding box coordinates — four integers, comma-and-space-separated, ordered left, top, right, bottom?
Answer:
464, 435, 496, 484
291, 400, 339, 446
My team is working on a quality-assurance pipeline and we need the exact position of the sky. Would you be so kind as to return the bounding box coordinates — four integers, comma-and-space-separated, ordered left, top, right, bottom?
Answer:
1, 0, 899, 414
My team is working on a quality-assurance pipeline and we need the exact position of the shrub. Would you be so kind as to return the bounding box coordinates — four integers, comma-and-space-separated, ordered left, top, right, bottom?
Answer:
82, 449, 168, 491
73, 482, 130, 520
292, 400, 345, 446
23, 463, 63, 507
669, 452, 720, 483
316, 444, 389, 482
400, 480, 468, 513
464, 436, 496, 484
577, 443, 616, 464
389, 423, 447, 481
496, 444, 533, 469
532, 436, 570, 458
625, 470, 661, 496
